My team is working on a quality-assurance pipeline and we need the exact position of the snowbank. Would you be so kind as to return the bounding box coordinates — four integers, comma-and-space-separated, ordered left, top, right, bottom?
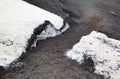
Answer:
66, 31, 120, 79
0, 0, 69, 67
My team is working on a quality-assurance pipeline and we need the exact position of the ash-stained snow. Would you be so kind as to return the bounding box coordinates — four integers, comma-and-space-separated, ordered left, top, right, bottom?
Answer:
37, 23, 69, 40
66, 31, 120, 79
0, 0, 69, 67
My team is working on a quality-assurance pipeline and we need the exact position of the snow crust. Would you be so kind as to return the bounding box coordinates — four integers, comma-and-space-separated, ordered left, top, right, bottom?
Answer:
37, 23, 69, 40
66, 31, 120, 79
0, 0, 69, 67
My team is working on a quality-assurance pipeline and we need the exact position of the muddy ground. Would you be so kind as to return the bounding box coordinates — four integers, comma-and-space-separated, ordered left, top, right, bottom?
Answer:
1, 0, 120, 79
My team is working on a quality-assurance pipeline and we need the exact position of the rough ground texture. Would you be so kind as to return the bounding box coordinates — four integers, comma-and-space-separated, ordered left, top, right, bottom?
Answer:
1, 0, 120, 79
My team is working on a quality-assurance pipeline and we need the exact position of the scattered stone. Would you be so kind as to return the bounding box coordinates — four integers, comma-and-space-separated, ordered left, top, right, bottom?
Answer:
111, 11, 117, 16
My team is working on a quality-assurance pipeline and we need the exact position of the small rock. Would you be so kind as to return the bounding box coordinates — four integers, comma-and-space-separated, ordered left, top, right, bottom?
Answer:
111, 11, 117, 16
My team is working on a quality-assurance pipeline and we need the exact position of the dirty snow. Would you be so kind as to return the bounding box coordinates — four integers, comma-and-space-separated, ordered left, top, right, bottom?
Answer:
0, 0, 69, 67
66, 31, 120, 79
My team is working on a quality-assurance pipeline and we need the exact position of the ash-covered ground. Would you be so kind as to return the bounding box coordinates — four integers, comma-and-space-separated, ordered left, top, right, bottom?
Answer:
1, 0, 120, 79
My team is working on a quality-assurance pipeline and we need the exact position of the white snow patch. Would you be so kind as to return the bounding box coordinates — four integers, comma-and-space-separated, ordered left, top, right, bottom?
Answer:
32, 23, 69, 47
0, 0, 69, 67
66, 31, 120, 79
37, 23, 69, 40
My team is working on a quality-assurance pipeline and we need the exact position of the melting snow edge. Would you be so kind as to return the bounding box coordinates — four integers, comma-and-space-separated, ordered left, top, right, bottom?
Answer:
66, 31, 120, 79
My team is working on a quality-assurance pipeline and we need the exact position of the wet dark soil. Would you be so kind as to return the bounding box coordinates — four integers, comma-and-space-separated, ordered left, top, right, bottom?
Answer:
1, 0, 120, 79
